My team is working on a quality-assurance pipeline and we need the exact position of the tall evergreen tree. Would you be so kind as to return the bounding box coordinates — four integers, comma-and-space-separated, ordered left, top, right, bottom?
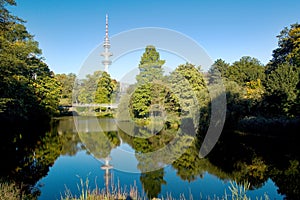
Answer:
130, 45, 165, 118
208, 59, 230, 84
136, 45, 165, 84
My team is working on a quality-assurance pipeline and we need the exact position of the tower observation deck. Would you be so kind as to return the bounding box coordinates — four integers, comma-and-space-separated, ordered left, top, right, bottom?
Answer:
101, 14, 112, 73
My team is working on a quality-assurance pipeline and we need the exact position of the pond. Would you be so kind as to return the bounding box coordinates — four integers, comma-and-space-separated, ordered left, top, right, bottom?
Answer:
1, 116, 299, 199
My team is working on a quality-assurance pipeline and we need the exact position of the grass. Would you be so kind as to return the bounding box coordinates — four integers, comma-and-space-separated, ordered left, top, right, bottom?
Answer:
225, 181, 269, 200
0, 180, 22, 200
60, 178, 270, 200
61, 176, 139, 200
0, 177, 270, 200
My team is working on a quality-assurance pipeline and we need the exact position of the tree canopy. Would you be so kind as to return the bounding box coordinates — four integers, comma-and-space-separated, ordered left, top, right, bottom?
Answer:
129, 45, 165, 118
55, 73, 76, 106
0, 1, 61, 120
136, 45, 165, 84
269, 23, 300, 70
226, 56, 265, 86
264, 23, 300, 117
74, 71, 116, 105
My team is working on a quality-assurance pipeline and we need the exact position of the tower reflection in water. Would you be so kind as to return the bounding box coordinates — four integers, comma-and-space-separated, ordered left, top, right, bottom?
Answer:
100, 156, 113, 194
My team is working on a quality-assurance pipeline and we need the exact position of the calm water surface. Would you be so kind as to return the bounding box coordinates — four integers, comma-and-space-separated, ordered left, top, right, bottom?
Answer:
1, 116, 299, 199
37, 150, 282, 200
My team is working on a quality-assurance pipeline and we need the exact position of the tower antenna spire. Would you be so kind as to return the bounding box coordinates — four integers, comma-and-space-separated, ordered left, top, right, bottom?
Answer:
101, 14, 112, 73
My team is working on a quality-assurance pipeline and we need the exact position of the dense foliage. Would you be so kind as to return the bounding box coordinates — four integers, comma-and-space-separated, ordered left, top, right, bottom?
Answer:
269, 23, 300, 69
124, 25, 300, 137
127, 45, 208, 126
73, 71, 116, 105
55, 73, 76, 106
0, 0, 61, 120
129, 45, 166, 118
208, 24, 300, 120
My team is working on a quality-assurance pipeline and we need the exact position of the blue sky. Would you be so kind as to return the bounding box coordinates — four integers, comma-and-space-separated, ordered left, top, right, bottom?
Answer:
8, 0, 300, 80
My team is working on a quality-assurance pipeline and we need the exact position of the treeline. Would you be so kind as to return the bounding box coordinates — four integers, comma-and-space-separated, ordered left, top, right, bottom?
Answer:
117, 23, 300, 134
1, 0, 299, 129
55, 71, 117, 106
114, 24, 300, 132
208, 23, 300, 133
56, 23, 300, 134
116, 45, 209, 130
0, 0, 61, 121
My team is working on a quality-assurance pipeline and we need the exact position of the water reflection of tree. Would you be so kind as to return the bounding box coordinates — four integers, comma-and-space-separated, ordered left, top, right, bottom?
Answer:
57, 117, 82, 155
172, 140, 205, 182
78, 131, 120, 159
271, 160, 300, 199
127, 125, 300, 199
118, 126, 169, 198
116, 119, 299, 199
206, 133, 300, 198
119, 124, 195, 198
0, 121, 56, 199
140, 169, 166, 199
0, 118, 82, 199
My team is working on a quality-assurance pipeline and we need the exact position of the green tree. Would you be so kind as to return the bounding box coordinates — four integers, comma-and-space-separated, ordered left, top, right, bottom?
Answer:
32, 75, 61, 117
167, 63, 207, 120
130, 45, 165, 118
55, 73, 76, 106
224, 81, 249, 126
174, 63, 206, 93
269, 23, 300, 70
95, 71, 116, 104
244, 79, 264, 112
226, 56, 265, 86
263, 63, 299, 116
0, 1, 61, 120
77, 72, 99, 104
76, 71, 116, 104
208, 59, 230, 84
173, 63, 207, 103
130, 83, 152, 118
136, 45, 165, 84
265, 23, 300, 117
212, 57, 266, 119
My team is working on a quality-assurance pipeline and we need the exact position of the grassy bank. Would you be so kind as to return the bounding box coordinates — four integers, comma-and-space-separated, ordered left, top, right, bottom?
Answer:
60, 178, 270, 200
0, 180, 22, 200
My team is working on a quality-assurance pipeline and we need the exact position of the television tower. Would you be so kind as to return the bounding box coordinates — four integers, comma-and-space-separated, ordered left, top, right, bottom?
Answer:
101, 14, 112, 73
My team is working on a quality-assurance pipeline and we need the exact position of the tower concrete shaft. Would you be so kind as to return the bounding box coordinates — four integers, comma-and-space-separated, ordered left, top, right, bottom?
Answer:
101, 14, 112, 73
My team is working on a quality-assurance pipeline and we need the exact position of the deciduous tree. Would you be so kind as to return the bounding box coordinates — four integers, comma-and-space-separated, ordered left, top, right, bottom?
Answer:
0, 1, 61, 120
226, 56, 265, 86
